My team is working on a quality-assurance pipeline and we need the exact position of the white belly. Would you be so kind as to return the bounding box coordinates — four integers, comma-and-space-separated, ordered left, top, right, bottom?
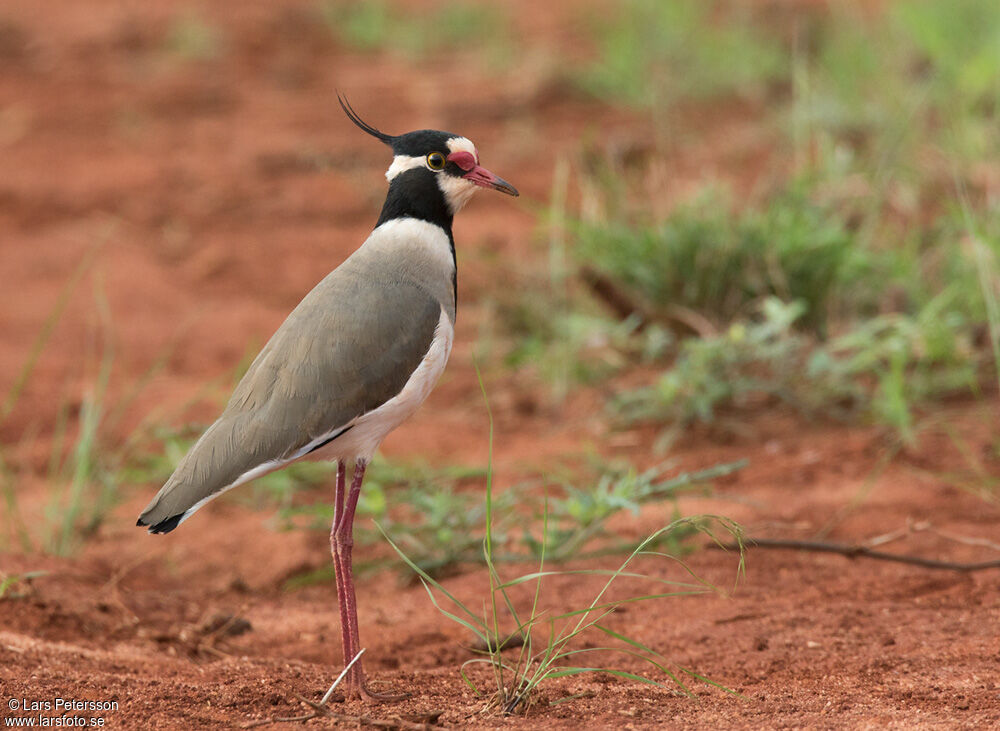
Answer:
309, 307, 454, 462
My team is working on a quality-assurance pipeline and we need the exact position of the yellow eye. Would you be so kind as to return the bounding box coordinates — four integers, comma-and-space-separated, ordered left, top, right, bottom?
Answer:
427, 152, 446, 170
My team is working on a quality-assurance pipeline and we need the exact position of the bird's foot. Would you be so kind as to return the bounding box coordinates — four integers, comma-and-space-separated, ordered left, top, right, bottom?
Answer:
344, 679, 410, 703
362, 684, 411, 703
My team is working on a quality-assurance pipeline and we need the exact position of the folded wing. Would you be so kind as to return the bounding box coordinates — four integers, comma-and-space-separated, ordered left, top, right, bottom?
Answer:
137, 269, 440, 533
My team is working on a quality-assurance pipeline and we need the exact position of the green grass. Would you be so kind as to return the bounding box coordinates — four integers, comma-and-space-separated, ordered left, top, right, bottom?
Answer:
501, 160, 996, 442
615, 297, 980, 443
500, 153, 998, 433
0, 256, 215, 555
383, 371, 745, 714
272, 450, 744, 582
389, 515, 745, 713
496, 1, 1000, 446
575, 182, 861, 334
577, 0, 786, 107
163, 14, 224, 62
320, 0, 513, 64
0, 262, 132, 556
0, 570, 46, 600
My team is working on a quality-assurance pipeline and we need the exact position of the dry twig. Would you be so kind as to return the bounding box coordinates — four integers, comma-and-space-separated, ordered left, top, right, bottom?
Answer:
718, 537, 1000, 572
579, 265, 716, 337
241, 700, 437, 730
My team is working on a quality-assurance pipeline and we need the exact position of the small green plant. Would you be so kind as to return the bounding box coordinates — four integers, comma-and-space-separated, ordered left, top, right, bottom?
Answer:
41, 280, 137, 556
1, 274, 127, 556
616, 299, 817, 427
388, 515, 744, 714
383, 374, 745, 714
276, 451, 744, 581
575, 184, 861, 334
530, 459, 746, 562
0, 254, 200, 555
617, 296, 980, 443
0, 570, 46, 600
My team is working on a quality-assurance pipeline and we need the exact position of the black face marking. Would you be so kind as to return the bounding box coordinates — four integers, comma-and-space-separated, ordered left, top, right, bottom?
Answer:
377, 167, 453, 231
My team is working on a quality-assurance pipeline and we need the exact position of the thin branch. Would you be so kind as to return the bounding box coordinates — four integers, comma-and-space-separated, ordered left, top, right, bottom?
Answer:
320, 648, 364, 705
241, 668, 438, 731
241, 713, 315, 728
716, 537, 1000, 572
921, 525, 1000, 554
579, 265, 717, 337
241, 704, 436, 730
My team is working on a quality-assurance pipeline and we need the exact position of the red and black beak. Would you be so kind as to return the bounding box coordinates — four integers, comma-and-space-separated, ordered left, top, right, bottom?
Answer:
448, 151, 519, 197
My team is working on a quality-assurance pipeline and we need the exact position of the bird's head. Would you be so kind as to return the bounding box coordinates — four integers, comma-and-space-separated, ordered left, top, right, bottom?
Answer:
339, 95, 518, 215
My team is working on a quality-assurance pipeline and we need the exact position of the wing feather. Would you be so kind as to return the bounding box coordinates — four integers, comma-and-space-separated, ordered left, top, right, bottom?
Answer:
137, 266, 440, 532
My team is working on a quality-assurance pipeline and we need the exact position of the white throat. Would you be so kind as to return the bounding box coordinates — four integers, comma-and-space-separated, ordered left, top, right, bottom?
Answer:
437, 176, 478, 214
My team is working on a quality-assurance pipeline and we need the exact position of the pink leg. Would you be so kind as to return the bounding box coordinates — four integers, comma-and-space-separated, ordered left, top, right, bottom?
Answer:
329, 461, 353, 687
332, 459, 408, 702
339, 460, 366, 693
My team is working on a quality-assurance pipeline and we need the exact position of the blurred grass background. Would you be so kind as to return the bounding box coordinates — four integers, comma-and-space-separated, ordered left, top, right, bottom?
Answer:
498, 0, 1000, 444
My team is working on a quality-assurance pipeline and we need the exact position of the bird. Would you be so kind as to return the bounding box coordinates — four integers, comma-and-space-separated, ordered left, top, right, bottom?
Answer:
137, 95, 518, 701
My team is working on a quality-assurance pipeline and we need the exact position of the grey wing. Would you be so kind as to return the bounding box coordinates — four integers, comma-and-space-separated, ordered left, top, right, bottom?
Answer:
137, 275, 441, 533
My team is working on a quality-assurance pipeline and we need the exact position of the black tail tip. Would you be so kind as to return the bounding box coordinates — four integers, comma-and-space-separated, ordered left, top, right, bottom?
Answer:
136, 513, 184, 534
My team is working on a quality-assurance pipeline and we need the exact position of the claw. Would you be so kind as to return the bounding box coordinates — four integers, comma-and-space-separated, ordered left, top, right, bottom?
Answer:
357, 682, 410, 703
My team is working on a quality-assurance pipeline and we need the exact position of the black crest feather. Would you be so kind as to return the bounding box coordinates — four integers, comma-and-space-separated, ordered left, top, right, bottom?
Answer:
337, 93, 394, 146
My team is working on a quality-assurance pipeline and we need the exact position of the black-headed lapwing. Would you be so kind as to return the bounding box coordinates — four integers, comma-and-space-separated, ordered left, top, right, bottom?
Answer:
137, 96, 518, 700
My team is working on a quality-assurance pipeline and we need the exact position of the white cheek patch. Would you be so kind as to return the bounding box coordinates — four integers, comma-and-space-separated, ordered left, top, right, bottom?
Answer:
446, 137, 478, 163
437, 174, 478, 214
386, 154, 426, 182
441, 137, 480, 212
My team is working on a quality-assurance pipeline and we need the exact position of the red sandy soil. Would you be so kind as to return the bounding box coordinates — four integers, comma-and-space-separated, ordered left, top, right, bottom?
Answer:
2, 2, 999, 729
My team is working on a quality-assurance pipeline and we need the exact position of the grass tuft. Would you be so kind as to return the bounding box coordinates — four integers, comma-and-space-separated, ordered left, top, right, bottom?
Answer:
616, 296, 979, 444
575, 183, 859, 334
376, 366, 744, 714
